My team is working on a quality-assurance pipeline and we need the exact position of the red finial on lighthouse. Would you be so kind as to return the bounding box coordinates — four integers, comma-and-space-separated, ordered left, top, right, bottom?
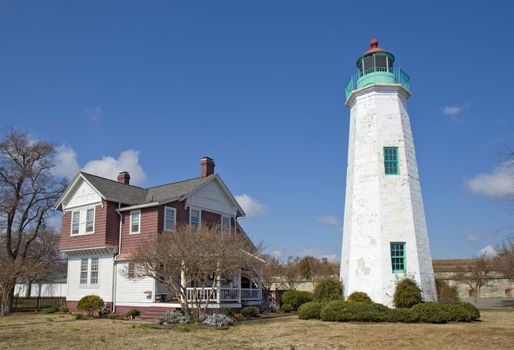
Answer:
370, 38, 379, 48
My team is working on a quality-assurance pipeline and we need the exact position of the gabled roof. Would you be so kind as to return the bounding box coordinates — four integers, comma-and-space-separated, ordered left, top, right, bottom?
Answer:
55, 172, 245, 217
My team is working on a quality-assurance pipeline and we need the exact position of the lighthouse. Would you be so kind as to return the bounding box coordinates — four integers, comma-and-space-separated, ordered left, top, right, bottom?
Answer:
340, 39, 437, 306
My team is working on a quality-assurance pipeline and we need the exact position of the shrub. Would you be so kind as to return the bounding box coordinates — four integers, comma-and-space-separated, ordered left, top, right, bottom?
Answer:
410, 302, 452, 324
385, 308, 419, 323
155, 310, 190, 325
203, 313, 234, 327
282, 291, 313, 310
219, 307, 233, 317
313, 277, 343, 303
320, 300, 389, 322
40, 306, 58, 314
126, 309, 141, 319
455, 302, 480, 321
280, 304, 293, 313
298, 302, 323, 320
347, 291, 372, 304
446, 304, 473, 322
77, 295, 105, 317
435, 279, 460, 304
393, 278, 422, 308
241, 306, 259, 318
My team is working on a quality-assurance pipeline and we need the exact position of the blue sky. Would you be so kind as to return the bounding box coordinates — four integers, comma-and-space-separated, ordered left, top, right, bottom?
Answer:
1, 1, 512, 260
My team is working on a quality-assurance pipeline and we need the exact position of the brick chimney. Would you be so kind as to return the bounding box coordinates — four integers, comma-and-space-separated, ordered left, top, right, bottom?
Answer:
117, 171, 131, 184
201, 157, 215, 177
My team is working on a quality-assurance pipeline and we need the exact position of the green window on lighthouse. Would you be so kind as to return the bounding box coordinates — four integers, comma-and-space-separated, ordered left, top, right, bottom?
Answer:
390, 242, 406, 273
384, 147, 399, 175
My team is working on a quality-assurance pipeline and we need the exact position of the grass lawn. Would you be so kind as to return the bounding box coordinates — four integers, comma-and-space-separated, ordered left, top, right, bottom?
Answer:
0, 309, 513, 349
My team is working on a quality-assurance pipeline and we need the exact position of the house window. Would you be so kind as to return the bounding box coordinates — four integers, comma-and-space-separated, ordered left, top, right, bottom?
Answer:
190, 209, 201, 228
384, 147, 399, 175
72, 211, 80, 235
130, 210, 140, 234
80, 258, 88, 285
390, 242, 406, 273
90, 258, 99, 284
85, 208, 95, 233
128, 263, 135, 279
221, 216, 231, 231
505, 288, 512, 297
164, 207, 176, 231
468, 289, 475, 297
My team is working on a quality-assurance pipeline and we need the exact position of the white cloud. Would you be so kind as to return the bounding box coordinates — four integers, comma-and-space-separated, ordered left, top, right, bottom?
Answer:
53, 145, 80, 179
53, 145, 147, 186
316, 215, 341, 227
442, 106, 463, 116
441, 102, 470, 121
466, 160, 514, 198
477, 245, 496, 258
85, 106, 103, 122
270, 249, 284, 258
465, 228, 498, 242
83, 150, 147, 186
235, 194, 265, 218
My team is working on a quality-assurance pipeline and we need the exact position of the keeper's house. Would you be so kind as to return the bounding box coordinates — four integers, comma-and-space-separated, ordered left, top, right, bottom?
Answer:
55, 157, 263, 317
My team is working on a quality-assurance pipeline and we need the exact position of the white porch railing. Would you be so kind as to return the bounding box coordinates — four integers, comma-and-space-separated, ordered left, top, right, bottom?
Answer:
186, 287, 240, 302
241, 288, 260, 300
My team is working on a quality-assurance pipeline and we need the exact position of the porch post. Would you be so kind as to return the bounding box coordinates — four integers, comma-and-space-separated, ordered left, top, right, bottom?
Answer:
180, 265, 186, 303
258, 267, 263, 301
237, 268, 241, 304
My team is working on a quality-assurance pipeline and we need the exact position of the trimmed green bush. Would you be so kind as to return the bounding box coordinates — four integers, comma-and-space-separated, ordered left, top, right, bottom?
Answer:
320, 300, 389, 322
280, 303, 293, 313
241, 306, 259, 318
282, 290, 313, 310
411, 302, 452, 324
435, 279, 460, 304
298, 302, 324, 319
347, 291, 372, 304
393, 278, 423, 308
313, 277, 343, 303
385, 308, 419, 323
455, 302, 480, 321
77, 295, 105, 317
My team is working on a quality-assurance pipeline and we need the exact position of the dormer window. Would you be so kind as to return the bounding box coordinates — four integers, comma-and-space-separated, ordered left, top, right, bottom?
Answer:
130, 210, 141, 234
71, 206, 95, 235
72, 211, 80, 235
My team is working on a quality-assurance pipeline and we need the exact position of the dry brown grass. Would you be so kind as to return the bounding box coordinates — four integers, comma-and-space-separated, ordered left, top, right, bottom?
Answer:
0, 309, 513, 349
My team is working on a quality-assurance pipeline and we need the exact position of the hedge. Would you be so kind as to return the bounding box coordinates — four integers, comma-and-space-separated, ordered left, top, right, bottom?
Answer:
298, 302, 324, 320
282, 290, 313, 310
347, 291, 373, 304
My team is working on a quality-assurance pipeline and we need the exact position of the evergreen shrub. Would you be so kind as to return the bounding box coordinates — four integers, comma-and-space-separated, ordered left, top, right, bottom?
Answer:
297, 302, 324, 319
282, 290, 313, 310
393, 278, 423, 308
313, 277, 343, 302
347, 291, 373, 304
77, 295, 105, 317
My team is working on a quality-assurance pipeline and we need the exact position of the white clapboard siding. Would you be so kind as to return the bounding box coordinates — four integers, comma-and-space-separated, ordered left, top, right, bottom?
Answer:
115, 262, 155, 303
188, 180, 237, 216
67, 254, 114, 302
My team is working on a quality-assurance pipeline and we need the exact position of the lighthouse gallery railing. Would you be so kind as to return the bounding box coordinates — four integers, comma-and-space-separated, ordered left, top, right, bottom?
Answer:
344, 67, 410, 100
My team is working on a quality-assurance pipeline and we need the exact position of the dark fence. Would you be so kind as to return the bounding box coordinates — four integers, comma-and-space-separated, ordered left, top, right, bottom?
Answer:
13, 297, 66, 311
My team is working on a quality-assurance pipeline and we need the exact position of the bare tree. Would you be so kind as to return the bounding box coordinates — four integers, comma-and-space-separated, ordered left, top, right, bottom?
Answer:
454, 255, 493, 306
495, 235, 514, 280
282, 256, 302, 290
298, 256, 339, 285
0, 130, 65, 315
260, 254, 281, 292
133, 224, 256, 321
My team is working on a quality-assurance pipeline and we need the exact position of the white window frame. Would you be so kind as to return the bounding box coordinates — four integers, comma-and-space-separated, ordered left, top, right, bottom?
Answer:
189, 208, 201, 228
90, 257, 99, 285
164, 206, 177, 231
221, 215, 231, 232
80, 258, 88, 285
85, 208, 95, 233
130, 210, 141, 234
70, 206, 96, 236
72, 211, 80, 235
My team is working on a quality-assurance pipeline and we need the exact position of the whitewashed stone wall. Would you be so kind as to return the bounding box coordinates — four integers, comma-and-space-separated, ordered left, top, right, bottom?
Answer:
340, 84, 437, 306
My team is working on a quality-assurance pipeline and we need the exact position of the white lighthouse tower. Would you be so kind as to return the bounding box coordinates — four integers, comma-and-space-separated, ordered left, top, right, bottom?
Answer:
340, 39, 437, 306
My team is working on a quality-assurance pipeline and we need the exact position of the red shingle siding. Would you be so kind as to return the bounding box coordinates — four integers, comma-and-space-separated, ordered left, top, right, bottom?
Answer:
201, 210, 221, 226
119, 207, 159, 257
59, 201, 119, 251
